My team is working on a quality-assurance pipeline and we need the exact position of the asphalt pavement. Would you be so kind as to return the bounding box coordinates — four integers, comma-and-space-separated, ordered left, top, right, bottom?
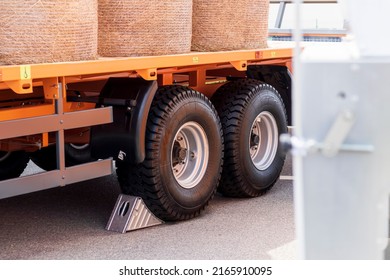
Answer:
0, 157, 295, 260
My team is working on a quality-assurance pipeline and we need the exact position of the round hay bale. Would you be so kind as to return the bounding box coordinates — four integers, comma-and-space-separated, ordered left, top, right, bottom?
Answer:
0, 0, 98, 65
192, 0, 269, 51
98, 0, 192, 57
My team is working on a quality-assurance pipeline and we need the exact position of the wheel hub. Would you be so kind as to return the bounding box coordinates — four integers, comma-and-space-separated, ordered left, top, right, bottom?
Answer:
171, 122, 209, 189
251, 134, 260, 146
249, 111, 279, 171
173, 144, 188, 163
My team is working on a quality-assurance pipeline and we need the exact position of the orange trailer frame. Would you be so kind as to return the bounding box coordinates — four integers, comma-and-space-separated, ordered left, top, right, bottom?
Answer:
0, 45, 293, 199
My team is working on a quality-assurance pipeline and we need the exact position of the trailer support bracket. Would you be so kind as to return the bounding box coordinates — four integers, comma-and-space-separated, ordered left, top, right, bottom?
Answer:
230, 60, 248, 71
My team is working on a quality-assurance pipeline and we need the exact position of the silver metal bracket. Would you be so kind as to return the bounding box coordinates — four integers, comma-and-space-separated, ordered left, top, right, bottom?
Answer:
321, 109, 356, 157
280, 135, 375, 157
106, 194, 163, 233
280, 109, 374, 157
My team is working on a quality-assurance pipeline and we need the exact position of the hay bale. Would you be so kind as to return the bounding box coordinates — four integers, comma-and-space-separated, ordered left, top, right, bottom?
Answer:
98, 0, 192, 57
0, 0, 98, 65
192, 0, 269, 51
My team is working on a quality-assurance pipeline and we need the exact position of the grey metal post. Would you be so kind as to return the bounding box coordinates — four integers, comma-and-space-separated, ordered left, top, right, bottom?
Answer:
56, 82, 66, 186
274, 1, 287, 28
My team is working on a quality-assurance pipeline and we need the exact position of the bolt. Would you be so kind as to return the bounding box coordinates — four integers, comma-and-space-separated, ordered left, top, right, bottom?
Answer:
338, 91, 347, 99
177, 136, 183, 141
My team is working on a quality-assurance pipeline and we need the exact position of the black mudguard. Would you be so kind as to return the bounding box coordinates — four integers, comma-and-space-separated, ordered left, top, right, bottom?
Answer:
90, 78, 157, 164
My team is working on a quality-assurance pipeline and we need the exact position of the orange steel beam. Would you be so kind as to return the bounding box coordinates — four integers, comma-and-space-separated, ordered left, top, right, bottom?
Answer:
189, 68, 207, 88
0, 48, 293, 84
0, 104, 54, 122
157, 73, 174, 86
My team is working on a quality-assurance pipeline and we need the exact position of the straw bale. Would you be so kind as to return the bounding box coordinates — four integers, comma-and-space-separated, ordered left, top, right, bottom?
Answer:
192, 0, 269, 51
0, 0, 98, 65
98, 0, 192, 57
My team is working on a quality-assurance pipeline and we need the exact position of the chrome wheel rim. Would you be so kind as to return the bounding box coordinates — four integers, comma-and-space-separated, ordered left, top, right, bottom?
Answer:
69, 143, 89, 150
171, 122, 209, 189
0, 151, 11, 163
249, 111, 278, 170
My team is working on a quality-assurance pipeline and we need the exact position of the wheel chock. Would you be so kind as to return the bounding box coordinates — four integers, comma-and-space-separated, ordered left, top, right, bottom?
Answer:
106, 194, 163, 233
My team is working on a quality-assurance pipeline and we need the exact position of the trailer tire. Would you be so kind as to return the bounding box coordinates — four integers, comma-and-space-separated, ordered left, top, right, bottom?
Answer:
212, 79, 287, 197
30, 144, 92, 170
0, 151, 29, 180
116, 85, 223, 221
247, 65, 292, 125
65, 144, 92, 166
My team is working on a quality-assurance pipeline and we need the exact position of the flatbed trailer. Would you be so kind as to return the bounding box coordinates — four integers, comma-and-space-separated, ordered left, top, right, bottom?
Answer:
0, 44, 293, 222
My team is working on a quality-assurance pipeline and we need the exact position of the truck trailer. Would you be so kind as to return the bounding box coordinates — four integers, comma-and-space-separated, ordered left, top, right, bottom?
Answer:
0, 44, 294, 222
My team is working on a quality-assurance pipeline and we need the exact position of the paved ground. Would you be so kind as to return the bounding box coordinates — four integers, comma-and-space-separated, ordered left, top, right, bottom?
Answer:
1, 155, 389, 260
0, 157, 295, 260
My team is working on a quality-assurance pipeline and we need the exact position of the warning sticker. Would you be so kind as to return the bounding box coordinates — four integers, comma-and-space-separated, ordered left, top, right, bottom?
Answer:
20, 65, 31, 80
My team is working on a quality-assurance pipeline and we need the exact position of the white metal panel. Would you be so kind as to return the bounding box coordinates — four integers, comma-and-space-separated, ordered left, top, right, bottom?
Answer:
294, 45, 390, 258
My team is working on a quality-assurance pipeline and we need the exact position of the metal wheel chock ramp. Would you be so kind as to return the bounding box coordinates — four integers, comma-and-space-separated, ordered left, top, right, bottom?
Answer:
106, 194, 163, 233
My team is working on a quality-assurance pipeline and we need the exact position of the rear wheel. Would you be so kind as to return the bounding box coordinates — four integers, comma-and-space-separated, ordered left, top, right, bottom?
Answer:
30, 143, 92, 171
116, 85, 223, 221
212, 79, 287, 197
0, 151, 29, 180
